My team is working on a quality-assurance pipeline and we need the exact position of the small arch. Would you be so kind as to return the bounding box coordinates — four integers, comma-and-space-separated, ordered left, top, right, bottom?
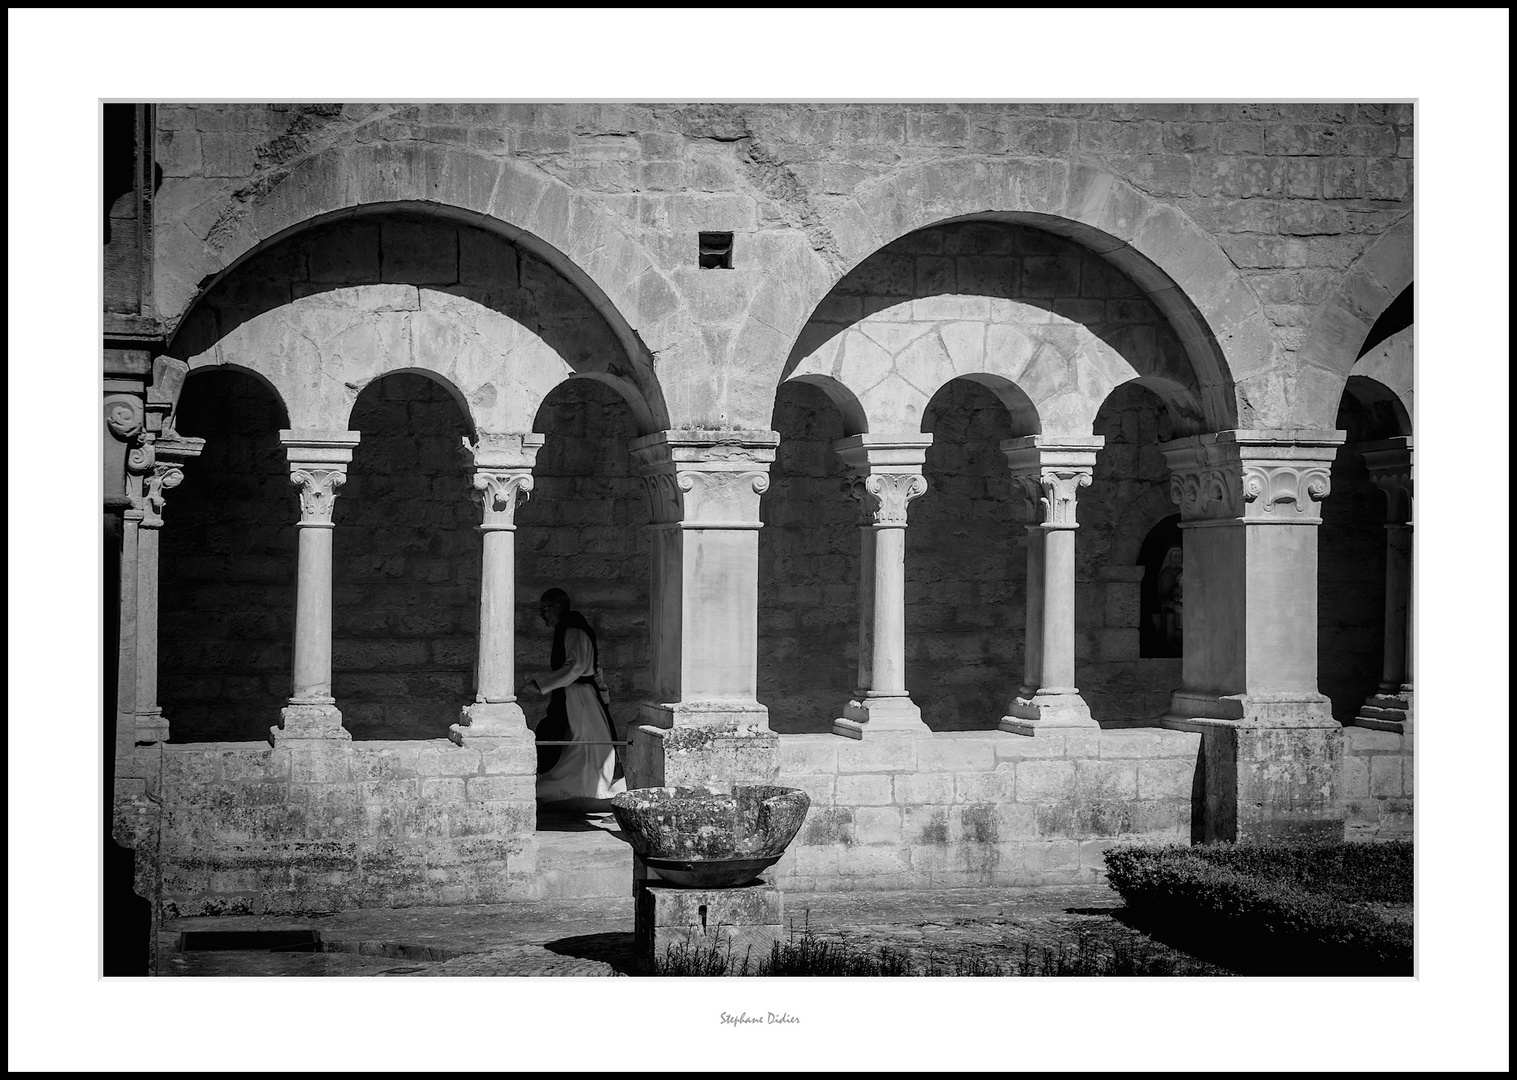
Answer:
177, 362, 292, 431
781, 374, 869, 436
923, 374, 1039, 438
1340, 375, 1411, 441
1350, 326, 1413, 432
344, 366, 477, 438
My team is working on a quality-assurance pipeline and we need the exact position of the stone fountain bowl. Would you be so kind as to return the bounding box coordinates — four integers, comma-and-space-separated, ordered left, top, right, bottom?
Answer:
610, 785, 812, 888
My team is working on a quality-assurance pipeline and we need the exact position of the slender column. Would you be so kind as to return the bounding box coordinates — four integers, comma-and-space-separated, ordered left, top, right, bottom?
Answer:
126, 431, 205, 745
1356, 438, 1414, 732
451, 433, 543, 746
275, 429, 360, 744
627, 430, 780, 788
833, 435, 931, 738
999, 436, 1103, 735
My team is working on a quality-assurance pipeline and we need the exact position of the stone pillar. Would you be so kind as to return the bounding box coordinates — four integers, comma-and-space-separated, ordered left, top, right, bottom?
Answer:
831, 435, 932, 738
1356, 438, 1414, 733
999, 437, 1103, 736
122, 431, 205, 746
274, 429, 360, 745
1159, 429, 1347, 842
627, 430, 780, 788
451, 433, 544, 746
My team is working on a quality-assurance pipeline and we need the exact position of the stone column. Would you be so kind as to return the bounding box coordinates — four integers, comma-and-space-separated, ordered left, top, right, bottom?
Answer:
123, 431, 205, 746
627, 430, 780, 788
451, 433, 544, 746
999, 437, 1103, 735
832, 435, 932, 738
1356, 438, 1414, 733
1159, 429, 1346, 842
274, 429, 360, 745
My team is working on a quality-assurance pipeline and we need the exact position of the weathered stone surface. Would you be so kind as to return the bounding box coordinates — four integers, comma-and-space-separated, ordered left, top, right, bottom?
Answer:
612, 785, 810, 887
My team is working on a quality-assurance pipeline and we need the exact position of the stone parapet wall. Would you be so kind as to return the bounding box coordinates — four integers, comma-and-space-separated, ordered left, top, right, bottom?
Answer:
155, 740, 539, 917
769, 728, 1201, 891
1341, 725, 1413, 841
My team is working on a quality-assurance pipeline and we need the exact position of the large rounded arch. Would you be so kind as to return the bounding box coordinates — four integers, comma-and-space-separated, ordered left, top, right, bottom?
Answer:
732, 162, 1276, 432
1293, 217, 1413, 427
159, 145, 677, 429
167, 208, 665, 434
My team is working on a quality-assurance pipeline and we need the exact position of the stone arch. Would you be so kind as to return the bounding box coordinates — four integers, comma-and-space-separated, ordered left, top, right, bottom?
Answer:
344, 365, 476, 437
169, 210, 663, 435
1348, 326, 1413, 431
780, 373, 869, 435
1294, 218, 1413, 427
161, 144, 677, 428
734, 161, 1272, 431
177, 362, 292, 430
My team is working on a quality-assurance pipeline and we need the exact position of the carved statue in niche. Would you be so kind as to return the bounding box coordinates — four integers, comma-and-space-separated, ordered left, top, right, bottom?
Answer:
1153, 546, 1184, 656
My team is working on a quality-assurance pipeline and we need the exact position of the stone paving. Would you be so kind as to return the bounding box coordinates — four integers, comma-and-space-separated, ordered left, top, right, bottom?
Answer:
161, 883, 1231, 977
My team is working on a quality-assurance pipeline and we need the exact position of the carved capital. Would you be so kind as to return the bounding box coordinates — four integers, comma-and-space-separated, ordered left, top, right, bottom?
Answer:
1240, 464, 1332, 519
140, 462, 186, 528
104, 394, 145, 442
630, 430, 778, 528
999, 436, 1102, 527
676, 469, 771, 526
290, 468, 347, 525
1160, 431, 1343, 524
1361, 439, 1413, 525
471, 470, 534, 529
847, 471, 928, 526
1166, 467, 1242, 519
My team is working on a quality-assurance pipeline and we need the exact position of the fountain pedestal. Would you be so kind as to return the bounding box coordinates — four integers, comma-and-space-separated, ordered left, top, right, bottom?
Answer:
634, 871, 783, 969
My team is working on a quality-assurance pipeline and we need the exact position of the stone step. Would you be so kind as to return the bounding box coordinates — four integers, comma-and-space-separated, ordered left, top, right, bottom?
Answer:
530, 822, 634, 900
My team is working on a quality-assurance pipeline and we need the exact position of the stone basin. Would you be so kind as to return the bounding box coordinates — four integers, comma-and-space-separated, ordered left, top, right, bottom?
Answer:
610, 785, 811, 888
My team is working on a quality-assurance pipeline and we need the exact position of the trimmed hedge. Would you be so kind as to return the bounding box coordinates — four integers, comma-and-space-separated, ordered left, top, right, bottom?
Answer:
1104, 841, 1412, 975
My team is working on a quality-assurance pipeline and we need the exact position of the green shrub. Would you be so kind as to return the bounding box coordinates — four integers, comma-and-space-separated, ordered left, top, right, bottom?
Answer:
1103, 841, 1412, 975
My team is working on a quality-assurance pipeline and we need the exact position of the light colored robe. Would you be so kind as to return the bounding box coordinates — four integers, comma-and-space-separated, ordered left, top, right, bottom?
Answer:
533, 627, 626, 802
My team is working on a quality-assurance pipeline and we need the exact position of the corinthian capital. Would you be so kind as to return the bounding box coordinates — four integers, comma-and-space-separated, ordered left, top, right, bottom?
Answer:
290, 468, 347, 525
1241, 464, 1333, 518
472, 470, 534, 529
846, 472, 928, 526
1000, 436, 1102, 528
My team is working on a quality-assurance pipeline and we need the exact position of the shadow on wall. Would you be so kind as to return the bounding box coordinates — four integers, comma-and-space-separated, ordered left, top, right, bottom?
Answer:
1317, 387, 1398, 723
331, 372, 476, 740
159, 369, 295, 742
760, 381, 860, 733
516, 378, 651, 741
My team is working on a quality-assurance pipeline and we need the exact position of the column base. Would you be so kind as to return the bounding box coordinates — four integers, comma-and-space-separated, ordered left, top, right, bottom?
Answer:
1353, 692, 1413, 734
450, 700, 528, 745
833, 694, 928, 739
271, 702, 350, 745
133, 708, 170, 746
1165, 690, 1335, 726
1000, 692, 1096, 736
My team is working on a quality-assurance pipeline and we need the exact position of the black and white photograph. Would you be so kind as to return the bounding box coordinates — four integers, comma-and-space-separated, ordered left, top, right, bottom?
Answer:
9, 8, 1509, 1075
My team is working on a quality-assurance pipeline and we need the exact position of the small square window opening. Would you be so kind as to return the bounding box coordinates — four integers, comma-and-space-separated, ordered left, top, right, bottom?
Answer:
698, 232, 734, 269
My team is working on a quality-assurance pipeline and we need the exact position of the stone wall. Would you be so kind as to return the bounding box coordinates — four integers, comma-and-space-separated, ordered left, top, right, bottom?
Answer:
153, 103, 1413, 431
770, 728, 1201, 890
1341, 727, 1413, 841
160, 370, 294, 742
155, 739, 538, 917
515, 379, 651, 738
